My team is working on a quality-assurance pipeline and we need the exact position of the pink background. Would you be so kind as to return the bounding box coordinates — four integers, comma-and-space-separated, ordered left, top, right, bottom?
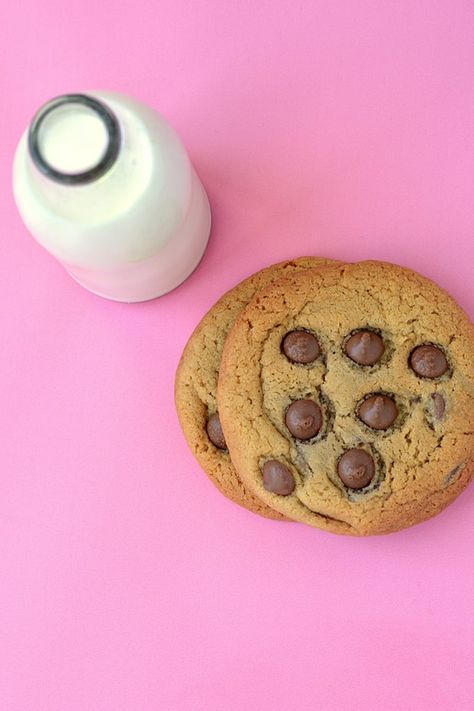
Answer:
1, 2, 474, 709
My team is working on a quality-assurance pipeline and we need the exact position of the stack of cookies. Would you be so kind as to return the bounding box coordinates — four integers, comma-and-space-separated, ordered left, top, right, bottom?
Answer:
175, 258, 474, 535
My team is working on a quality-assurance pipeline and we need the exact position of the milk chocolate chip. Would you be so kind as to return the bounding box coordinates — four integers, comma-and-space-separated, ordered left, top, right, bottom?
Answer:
206, 413, 227, 450
444, 463, 465, 487
410, 345, 448, 379
338, 449, 375, 489
285, 399, 322, 440
282, 330, 320, 364
358, 394, 398, 430
262, 460, 295, 495
432, 393, 446, 420
345, 330, 385, 366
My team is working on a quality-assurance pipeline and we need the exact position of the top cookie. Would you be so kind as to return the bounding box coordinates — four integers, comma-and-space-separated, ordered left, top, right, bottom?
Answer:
175, 256, 338, 519
218, 261, 474, 535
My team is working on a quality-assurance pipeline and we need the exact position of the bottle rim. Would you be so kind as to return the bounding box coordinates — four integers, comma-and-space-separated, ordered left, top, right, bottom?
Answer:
28, 93, 121, 185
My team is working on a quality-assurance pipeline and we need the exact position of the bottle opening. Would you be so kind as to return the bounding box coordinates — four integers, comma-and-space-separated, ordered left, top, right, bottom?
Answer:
28, 94, 121, 185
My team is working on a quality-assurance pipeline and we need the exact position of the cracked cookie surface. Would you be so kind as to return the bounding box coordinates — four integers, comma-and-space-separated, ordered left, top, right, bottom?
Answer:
175, 256, 339, 519
218, 261, 474, 535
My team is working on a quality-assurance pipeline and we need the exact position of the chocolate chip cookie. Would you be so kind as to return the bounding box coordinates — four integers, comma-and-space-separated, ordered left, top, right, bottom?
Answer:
218, 261, 474, 535
174, 257, 339, 519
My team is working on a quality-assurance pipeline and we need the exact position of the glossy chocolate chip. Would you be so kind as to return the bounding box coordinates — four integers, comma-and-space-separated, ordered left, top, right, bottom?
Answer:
444, 463, 465, 487
262, 460, 295, 495
282, 330, 320, 364
357, 394, 398, 430
410, 345, 448, 379
206, 413, 227, 450
432, 393, 446, 420
337, 449, 375, 489
285, 399, 323, 440
344, 330, 385, 366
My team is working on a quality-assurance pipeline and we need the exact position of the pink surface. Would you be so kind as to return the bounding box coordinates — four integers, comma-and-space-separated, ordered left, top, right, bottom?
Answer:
1, 2, 474, 709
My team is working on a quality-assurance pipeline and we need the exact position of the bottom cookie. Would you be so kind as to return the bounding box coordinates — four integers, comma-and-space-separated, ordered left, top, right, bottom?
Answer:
175, 256, 340, 519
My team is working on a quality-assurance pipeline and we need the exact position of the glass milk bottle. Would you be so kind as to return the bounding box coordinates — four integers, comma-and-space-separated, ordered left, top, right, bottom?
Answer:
13, 92, 211, 302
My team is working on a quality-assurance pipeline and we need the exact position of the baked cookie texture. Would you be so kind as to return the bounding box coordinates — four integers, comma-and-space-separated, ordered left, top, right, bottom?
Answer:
175, 257, 339, 520
218, 261, 474, 535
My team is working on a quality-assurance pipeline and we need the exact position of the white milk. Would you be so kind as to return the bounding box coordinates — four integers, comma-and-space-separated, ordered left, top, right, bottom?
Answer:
38, 103, 110, 175
13, 92, 211, 302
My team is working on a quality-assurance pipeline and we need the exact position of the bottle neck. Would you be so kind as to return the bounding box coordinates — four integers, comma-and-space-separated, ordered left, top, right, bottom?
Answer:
28, 94, 121, 186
